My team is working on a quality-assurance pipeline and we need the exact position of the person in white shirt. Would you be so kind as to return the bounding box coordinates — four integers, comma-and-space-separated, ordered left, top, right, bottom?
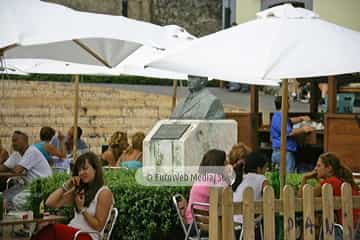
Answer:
33, 152, 114, 240
0, 131, 52, 210
233, 151, 269, 239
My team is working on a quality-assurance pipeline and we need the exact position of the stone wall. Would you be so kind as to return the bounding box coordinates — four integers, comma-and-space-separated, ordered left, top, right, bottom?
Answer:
46, 0, 222, 37
0, 80, 241, 154
0, 80, 172, 154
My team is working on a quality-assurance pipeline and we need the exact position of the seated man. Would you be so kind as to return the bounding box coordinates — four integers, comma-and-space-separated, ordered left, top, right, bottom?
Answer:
171, 75, 225, 119
0, 131, 52, 210
51, 126, 88, 156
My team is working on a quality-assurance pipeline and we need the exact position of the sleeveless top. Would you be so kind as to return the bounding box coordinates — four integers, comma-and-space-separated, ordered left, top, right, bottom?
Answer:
33, 141, 52, 161
121, 160, 143, 169
119, 151, 143, 169
68, 186, 114, 240
233, 173, 266, 223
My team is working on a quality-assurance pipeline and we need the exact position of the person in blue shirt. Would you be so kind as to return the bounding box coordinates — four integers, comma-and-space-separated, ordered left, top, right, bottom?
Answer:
270, 96, 314, 173
33, 126, 66, 164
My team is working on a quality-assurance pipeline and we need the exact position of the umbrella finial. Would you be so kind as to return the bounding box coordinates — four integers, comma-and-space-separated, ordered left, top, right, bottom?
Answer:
256, 3, 319, 19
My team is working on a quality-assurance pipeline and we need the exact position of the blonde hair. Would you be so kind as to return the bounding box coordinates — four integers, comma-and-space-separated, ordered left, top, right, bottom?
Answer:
229, 143, 251, 166
108, 131, 129, 161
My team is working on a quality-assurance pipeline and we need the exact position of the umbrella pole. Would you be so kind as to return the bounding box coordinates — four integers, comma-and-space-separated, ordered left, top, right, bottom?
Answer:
280, 79, 289, 196
72, 75, 80, 161
172, 79, 178, 111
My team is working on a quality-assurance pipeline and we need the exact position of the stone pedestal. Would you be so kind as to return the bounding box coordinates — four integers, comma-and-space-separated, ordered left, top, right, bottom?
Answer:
143, 119, 237, 169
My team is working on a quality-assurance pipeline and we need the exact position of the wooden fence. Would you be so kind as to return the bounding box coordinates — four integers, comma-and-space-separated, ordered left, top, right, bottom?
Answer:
208, 183, 360, 240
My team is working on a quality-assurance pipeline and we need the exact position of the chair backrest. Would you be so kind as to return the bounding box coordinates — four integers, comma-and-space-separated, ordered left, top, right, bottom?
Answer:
238, 215, 263, 240
102, 207, 118, 240
172, 193, 188, 235
191, 202, 210, 238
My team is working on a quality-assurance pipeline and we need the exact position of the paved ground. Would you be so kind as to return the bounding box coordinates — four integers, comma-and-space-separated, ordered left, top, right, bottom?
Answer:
89, 83, 311, 124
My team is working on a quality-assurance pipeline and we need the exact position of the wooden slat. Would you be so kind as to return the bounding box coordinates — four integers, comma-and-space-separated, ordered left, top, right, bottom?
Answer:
303, 184, 315, 240
232, 195, 360, 214
327, 76, 337, 114
283, 185, 296, 240
341, 183, 354, 239
222, 187, 234, 240
322, 184, 335, 240
263, 186, 275, 240
243, 187, 255, 240
209, 187, 221, 240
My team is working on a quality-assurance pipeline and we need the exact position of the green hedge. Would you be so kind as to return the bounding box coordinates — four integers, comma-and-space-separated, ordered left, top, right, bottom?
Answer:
28, 170, 190, 240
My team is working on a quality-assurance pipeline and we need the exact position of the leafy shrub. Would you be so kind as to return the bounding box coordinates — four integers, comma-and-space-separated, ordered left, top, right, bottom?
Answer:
266, 172, 317, 196
28, 170, 190, 240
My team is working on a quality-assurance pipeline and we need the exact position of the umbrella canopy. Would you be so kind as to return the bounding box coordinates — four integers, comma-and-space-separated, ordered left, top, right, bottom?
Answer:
2, 26, 194, 79
1, 0, 177, 67
148, 4, 360, 81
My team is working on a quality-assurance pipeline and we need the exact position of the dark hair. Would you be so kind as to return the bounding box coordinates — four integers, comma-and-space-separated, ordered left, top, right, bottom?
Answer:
200, 149, 226, 167
40, 127, 56, 141
13, 130, 28, 141
75, 126, 83, 138
244, 151, 268, 173
319, 152, 358, 190
72, 152, 104, 207
199, 149, 226, 175
132, 132, 145, 151
274, 96, 282, 110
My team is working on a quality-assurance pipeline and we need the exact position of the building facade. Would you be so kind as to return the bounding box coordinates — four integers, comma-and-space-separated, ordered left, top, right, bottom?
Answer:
236, 0, 360, 31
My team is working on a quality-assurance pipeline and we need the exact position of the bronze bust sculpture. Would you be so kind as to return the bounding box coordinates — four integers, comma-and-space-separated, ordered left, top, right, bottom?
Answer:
171, 75, 225, 119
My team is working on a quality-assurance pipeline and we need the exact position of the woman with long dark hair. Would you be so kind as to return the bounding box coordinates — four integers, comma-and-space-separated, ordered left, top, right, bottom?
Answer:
32, 152, 114, 240
300, 152, 359, 226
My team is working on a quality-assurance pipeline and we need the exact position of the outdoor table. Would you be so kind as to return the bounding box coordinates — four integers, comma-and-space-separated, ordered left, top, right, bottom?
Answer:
0, 172, 24, 177
0, 214, 66, 239
0, 215, 66, 226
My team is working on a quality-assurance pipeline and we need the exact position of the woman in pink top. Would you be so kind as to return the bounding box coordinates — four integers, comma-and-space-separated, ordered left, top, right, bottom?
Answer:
185, 149, 226, 237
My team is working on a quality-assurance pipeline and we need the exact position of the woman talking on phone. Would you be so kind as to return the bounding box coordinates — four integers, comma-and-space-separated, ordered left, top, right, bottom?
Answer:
32, 152, 114, 240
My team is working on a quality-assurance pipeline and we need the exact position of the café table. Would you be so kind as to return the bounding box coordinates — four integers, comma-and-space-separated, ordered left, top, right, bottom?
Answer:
0, 172, 24, 177
0, 214, 66, 239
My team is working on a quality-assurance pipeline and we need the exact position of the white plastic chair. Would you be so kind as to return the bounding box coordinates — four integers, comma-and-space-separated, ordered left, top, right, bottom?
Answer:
73, 207, 118, 240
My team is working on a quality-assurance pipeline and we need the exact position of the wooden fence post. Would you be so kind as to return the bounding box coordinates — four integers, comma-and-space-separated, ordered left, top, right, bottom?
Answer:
302, 184, 315, 240
243, 187, 255, 240
341, 183, 354, 239
209, 187, 222, 240
263, 186, 275, 240
283, 185, 296, 240
322, 184, 335, 240
222, 187, 234, 240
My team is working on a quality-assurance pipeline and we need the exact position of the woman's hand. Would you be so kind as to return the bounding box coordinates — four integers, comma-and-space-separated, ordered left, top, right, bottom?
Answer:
64, 176, 81, 190
75, 189, 85, 211
303, 170, 317, 180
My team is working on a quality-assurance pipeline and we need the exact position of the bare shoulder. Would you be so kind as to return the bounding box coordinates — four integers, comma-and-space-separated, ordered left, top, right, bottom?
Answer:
99, 187, 113, 200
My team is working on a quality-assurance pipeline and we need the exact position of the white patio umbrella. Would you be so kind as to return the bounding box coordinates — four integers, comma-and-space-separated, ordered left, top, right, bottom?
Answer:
148, 4, 360, 81
0, 0, 187, 159
0, 0, 176, 67
148, 4, 360, 190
